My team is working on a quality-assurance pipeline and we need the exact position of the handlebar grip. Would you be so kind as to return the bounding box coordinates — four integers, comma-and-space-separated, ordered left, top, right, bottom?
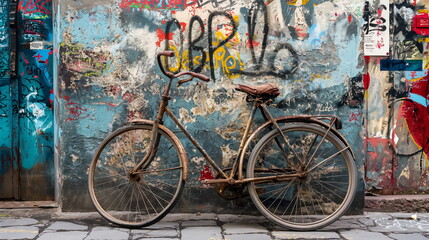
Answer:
158, 51, 175, 57
191, 72, 210, 82
157, 51, 175, 78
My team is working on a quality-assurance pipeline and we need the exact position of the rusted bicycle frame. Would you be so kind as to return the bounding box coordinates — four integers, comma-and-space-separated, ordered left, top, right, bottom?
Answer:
130, 51, 353, 188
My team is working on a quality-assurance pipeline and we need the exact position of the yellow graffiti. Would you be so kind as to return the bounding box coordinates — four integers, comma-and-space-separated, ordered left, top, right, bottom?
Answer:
287, 0, 311, 6
166, 27, 244, 78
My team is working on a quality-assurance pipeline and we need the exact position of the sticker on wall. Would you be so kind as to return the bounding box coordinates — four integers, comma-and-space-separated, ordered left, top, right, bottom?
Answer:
363, 0, 390, 56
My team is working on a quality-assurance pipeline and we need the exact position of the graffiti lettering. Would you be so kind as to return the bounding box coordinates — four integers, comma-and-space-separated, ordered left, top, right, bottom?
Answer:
119, 0, 235, 11
23, 19, 46, 37
59, 43, 111, 80
161, 11, 239, 81
208, 12, 237, 81
63, 96, 90, 122
0, 90, 8, 117
349, 111, 363, 123
315, 102, 337, 112
188, 15, 206, 73
196, 0, 236, 10
248, 0, 268, 70
18, 0, 52, 15
165, 18, 184, 73
160, 1, 300, 80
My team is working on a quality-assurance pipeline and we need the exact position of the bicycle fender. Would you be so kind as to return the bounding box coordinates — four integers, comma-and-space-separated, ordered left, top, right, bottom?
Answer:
237, 116, 355, 180
131, 119, 189, 181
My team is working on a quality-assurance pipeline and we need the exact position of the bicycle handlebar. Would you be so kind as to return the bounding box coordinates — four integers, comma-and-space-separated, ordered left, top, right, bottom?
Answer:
157, 51, 210, 82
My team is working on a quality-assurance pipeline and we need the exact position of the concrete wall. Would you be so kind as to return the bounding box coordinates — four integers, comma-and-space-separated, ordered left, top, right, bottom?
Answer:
54, 0, 366, 212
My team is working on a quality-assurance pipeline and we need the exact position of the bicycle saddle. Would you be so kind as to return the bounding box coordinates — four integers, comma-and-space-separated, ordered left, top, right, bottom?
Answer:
235, 83, 280, 98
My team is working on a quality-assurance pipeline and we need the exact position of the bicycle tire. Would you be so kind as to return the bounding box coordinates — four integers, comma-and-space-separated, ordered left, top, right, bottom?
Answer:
88, 124, 185, 227
246, 123, 357, 230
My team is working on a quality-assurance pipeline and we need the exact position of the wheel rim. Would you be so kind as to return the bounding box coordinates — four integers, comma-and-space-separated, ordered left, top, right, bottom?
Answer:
247, 124, 357, 230
88, 125, 184, 227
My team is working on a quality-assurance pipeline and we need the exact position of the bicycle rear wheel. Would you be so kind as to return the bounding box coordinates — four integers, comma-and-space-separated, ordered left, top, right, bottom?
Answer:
88, 124, 185, 227
247, 123, 357, 230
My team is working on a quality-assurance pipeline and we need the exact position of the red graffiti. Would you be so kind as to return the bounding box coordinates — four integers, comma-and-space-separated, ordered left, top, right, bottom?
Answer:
400, 77, 429, 156
349, 111, 363, 123
19, 0, 51, 15
199, 165, 215, 181
119, 0, 197, 11
155, 28, 174, 47
63, 96, 90, 122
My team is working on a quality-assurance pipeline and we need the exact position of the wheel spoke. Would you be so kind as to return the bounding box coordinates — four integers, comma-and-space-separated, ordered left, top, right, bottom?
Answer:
88, 125, 184, 227
247, 123, 357, 230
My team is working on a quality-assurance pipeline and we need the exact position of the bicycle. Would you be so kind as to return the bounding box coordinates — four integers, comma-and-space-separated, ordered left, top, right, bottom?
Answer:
88, 51, 358, 231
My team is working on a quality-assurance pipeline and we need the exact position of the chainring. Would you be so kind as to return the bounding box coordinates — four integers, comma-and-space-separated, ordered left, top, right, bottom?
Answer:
213, 169, 246, 200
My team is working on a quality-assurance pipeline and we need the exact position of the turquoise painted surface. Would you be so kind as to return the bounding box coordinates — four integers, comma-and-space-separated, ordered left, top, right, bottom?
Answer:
17, 0, 54, 173
0, 0, 11, 177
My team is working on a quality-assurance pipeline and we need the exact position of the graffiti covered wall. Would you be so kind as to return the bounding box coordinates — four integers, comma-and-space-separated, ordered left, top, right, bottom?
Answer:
364, 0, 429, 194
54, 0, 365, 211
15, 0, 55, 200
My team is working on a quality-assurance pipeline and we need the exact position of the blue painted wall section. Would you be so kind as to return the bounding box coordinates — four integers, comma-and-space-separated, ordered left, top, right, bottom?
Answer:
0, 0, 14, 199
55, 0, 365, 211
15, 0, 54, 200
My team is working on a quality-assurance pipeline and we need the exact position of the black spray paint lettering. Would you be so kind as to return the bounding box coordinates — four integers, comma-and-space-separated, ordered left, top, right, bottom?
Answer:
196, 0, 236, 10
162, 0, 299, 80
248, 0, 268, 69
164, 11, 237, 81
239, 0, 299, 78
165, 18, 184, 73
188, 15, 206, 73
0, 90, 8, 117
207, 11, 237, 81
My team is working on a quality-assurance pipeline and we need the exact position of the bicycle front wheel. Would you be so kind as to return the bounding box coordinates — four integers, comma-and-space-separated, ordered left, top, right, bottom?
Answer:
247, 123, 357, 230
88, 124, 185, 227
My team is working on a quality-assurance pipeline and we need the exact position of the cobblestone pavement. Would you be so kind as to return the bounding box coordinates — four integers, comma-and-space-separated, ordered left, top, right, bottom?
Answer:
1, 209, 429, 240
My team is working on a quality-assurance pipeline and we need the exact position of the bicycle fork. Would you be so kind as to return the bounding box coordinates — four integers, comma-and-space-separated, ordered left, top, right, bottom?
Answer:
130, 77, 174, 177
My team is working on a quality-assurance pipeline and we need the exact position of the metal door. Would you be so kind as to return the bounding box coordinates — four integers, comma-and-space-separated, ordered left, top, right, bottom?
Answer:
0, 0, 54, 201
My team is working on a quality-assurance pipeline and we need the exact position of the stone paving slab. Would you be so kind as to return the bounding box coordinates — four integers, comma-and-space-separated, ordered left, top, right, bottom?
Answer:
388, 233, 429, 240
0, 218, 38, 227
37, 231, 88, 240
370, 218, 429, 233
143, 221, 179, 229
0, 226, 39, 239
272, 231, 341, 239
85, 227, 130, 240
223, 223, 268, 234
225, 233, 272, 240
131, 228, 179, 238
181, 226, 223, 240
340, 229, 392, 240
45, 221, 88, 231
